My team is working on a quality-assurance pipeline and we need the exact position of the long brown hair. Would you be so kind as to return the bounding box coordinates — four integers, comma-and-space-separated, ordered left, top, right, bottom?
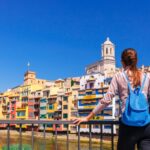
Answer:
121, 48, 141, 87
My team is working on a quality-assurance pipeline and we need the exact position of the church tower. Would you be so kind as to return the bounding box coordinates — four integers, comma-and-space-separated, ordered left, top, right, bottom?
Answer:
101, 37, 115, 60
24, 71, 36, 85
101, 37, 116, 77
85, 37, 116, 77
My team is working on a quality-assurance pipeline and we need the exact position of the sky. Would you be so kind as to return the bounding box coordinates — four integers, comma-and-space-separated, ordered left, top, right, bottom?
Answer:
0, 0, 150, 92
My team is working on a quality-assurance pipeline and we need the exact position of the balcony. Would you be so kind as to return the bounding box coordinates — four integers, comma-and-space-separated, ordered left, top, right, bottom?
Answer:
78, 105, 96, 110
40, 109, 47, 115
78, 95, 103, 100
28, 101, 35, 105
48, 99, 56, 104
0, 120, 119, 150
16, 107, 26, 111
22, 101, 28, 106
40, 103, 47, 107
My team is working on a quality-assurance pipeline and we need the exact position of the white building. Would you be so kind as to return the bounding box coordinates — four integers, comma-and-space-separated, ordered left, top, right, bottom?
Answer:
78, 73, 117, 133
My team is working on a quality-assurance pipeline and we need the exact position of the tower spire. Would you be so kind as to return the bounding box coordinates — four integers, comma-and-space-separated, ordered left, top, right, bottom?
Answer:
27, 62, 30, 71
106, 37, 110, 41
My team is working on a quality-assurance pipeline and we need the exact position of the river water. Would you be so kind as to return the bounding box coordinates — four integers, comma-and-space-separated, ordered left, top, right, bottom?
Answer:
0, 134, 113, 150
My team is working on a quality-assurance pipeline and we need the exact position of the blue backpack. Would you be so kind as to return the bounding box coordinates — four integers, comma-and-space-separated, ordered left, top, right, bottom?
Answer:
121, 72, 150, 126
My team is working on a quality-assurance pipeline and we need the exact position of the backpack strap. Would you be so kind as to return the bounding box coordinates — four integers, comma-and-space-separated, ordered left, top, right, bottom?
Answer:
123, 71, 133, 92
140, 73, 147, 93
123, 71, 147, 93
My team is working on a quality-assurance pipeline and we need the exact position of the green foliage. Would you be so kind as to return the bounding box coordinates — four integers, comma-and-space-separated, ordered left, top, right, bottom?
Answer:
71, 80, 74, 87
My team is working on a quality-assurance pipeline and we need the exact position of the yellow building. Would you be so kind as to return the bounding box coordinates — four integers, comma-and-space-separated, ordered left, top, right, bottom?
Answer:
12, 71, 46, 129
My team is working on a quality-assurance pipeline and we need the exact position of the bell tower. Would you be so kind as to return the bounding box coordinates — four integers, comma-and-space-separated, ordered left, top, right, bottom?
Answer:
101, 37, 115, 60
101, 37, 116, 78
24, 71, 36, 85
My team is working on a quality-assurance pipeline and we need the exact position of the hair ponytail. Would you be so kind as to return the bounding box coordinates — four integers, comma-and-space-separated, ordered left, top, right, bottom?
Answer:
121, 48, 141, 87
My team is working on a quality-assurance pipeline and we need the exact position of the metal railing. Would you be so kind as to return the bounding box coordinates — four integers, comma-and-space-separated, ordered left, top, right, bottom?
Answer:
0, 120, 119, 150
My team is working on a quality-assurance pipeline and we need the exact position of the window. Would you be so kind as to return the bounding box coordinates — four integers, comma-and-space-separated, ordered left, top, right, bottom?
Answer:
63, 96, 68, 102
87, 92, 92, 95
63, 114, 68, 119
64, 124, 68, 128
93, 125, 99, 129
85, 84, 87, 89
110, 48, 112, 54
106, 48, 108, 54
47, 124, 53, 128
92, 91, 96, 94
89, 83, 94, 89
40, 106, 46, 110
63, 105, 68, 109
17, 111, 25, 117
49, 104, 53, 109
40, 114, 46, 119
48, 113, 53, 119
29, 106, 34, 109
104, 125, 111, 129
29, 112, 34, 118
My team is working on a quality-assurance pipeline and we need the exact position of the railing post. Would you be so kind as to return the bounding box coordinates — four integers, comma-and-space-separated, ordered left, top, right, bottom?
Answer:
31, 124, 34, 150
78, 125, 80, 150
100, 123, 103, 150
111, 123, 114, 150
19, 124, 22, 150
43, 124, 46, 150
55, 124, 58, 150
89, 124, 92, 150
66, 124, 69, 150
7, 123, 10, 150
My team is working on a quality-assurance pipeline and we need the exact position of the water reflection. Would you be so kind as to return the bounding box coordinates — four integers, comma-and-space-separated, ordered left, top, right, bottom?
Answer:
0, 135, 111, 150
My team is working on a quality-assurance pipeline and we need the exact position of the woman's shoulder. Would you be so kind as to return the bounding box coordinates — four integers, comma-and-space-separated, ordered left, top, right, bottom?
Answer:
114, 70, 125, 78
111, 70, 125, 82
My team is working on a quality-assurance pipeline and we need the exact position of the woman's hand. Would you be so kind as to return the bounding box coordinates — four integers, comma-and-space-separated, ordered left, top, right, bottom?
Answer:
73, 117, 89, 126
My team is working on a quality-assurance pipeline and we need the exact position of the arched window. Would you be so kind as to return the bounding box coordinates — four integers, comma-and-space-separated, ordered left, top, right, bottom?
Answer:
106, 48, 108, 54
110, 48, 112, 54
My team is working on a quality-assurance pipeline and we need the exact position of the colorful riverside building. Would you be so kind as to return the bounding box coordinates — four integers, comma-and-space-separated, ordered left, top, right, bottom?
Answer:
0, 69, 80, 132
40, 77, 80, 133
0, 91, 10, 122
0, 87, 21, 128
15, 71, 46, 129
78, 73, 116, 133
